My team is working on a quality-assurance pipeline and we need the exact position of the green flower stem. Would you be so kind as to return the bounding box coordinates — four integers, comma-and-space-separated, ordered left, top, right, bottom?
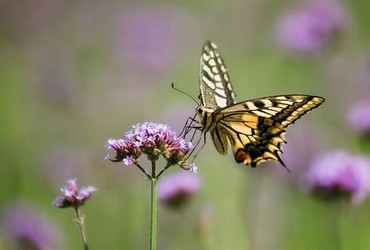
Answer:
74, 207, 89, 250
134, 163, 152, 180
156, 162, 172, 179
150, 177, 157, 250
333, 201, 349, 250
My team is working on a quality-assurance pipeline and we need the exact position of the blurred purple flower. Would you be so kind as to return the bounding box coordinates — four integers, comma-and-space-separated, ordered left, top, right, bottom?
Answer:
326, 54, 370, 111
0, 0, 63, 38
36, 52, 77, 108
305, 151, 370, 204
158, 172, 201, 208
347, 99, 370, 135
52, 179, 97, 208
115, 7, 187, 73
2, 202, 62, 250
276, 0, 347, 54
43, 147, 93, 185
106, 122, 194, 167
160, 102, 195, 135
275, 125, 325, 180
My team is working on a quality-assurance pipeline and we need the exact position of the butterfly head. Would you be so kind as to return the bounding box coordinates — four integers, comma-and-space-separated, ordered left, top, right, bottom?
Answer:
196, 106, 205, 124
196, 105, 214, 117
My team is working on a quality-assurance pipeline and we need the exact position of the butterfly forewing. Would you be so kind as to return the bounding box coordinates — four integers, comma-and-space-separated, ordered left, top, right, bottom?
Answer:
197, 40, 325, 168
212, 95, 324, 167
220, 95, 324, 126
200, 41, 236, 110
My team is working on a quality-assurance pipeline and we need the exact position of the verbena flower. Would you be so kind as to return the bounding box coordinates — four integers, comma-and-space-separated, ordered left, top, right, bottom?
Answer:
346, 99, 370, 136
305, 151, 370, 204
43, 147, 92, 185
52, 179, 97, 208
281, 126, 317, 171
0, 0, 63, 38
276, 0, 347, 55
2, 202, 62, 250
158, 172, 201, 208
188, 163, 198, 173
106, 122, 194, 168
114, 7, 186, 73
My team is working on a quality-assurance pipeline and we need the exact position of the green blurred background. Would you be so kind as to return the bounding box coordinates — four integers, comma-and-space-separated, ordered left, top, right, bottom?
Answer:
1, 0, 370, 249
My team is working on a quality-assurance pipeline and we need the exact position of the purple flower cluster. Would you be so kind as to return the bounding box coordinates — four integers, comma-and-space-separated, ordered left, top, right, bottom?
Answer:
346, 99, 370, 136
2, 203, 62, 250
115, 7, 185, 73
276, 0, 347, 54
52, 179, 97, 208
305, 151, 370, 204
107, 122, 194, 167
158, 172, 201, 208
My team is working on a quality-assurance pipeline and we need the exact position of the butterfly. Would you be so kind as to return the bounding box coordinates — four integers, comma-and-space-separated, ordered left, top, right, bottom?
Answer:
196, 40, 325, 168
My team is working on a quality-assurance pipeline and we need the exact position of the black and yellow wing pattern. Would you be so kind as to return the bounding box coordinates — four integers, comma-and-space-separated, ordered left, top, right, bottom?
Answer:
197, 41, 325, 168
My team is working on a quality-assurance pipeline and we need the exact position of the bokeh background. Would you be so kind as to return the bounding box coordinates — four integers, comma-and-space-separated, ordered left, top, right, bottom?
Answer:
1, 0, 370, 249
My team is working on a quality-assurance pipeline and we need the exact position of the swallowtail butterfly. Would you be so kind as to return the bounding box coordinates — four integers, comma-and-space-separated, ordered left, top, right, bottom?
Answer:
197, 41, 325, 168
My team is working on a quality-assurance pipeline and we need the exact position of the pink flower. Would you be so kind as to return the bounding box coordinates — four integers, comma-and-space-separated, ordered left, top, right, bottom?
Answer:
305, 151, 370, 204
114, 7, 187, 73
276, 0, 348, 54
158, 172, 201, 208
2, 202, 63, 249
52, 179, 97, 208
106, 122, 194, 167
347, 99, 370, 135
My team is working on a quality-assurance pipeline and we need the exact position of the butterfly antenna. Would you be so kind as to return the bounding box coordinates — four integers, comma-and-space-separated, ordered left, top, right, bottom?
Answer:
171, 83, 199, 106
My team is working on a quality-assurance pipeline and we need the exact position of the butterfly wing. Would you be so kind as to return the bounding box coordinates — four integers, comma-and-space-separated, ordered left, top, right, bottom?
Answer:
199, 41, 236, 110
197, 40, 325, 168
211, 95, 325, 167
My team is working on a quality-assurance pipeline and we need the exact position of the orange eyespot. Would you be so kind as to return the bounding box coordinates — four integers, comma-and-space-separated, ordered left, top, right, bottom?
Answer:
235, 150, 250, 164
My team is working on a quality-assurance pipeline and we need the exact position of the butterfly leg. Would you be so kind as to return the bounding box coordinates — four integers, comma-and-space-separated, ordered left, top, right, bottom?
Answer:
179, 113, 199, 138
186, 129, 208, 164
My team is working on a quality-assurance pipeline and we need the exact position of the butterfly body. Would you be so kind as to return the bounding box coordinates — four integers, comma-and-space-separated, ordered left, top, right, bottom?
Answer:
197, 41, 325, 168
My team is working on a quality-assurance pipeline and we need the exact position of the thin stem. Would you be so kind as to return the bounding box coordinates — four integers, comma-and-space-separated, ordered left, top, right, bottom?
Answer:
75, 207, 89, 250
150, 176, 157, 250
333, 201, 349, 250
156, 162, 172, 179
151, 160, 156, 177
134, 162, 151, 180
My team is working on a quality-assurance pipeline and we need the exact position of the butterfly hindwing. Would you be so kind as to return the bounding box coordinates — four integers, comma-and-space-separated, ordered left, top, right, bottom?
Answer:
197, 40, 325, 168
211, 95, 324, 167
